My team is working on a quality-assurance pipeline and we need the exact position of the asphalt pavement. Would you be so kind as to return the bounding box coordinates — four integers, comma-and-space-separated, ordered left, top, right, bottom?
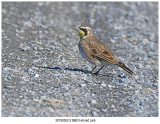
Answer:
2, 2, 158, 117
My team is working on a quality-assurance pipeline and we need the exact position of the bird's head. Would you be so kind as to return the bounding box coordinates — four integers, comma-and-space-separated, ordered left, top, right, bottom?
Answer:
78, 25, 93, 39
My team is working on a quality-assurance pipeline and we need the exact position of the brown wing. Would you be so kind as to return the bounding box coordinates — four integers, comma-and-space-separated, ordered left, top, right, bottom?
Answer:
80, 36, 119, 64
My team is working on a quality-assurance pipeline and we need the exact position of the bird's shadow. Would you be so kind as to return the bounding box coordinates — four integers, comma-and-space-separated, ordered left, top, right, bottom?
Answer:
34, 65, 128, 78
34, 65, 91, 74
34, 65, 114, 77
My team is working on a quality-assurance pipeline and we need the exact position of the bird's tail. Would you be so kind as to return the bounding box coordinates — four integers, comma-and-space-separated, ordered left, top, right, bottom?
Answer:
117, 61, 134, 74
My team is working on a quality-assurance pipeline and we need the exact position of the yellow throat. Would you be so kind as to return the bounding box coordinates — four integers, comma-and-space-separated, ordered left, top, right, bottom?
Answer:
79, 29, 85, 38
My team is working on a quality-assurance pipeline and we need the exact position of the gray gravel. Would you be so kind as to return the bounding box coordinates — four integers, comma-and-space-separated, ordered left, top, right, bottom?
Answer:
2, 2, 158, 117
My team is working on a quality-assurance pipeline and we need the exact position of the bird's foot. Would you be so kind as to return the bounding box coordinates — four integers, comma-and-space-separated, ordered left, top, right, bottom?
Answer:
91, 72, 99, 76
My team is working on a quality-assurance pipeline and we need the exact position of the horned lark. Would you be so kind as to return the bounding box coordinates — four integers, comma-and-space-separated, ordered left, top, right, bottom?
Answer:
78, 25, 133, 75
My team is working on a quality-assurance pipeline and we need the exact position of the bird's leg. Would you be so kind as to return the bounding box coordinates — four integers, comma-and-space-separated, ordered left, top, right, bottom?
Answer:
91, 66, 97, 74
93, 66, 104, 75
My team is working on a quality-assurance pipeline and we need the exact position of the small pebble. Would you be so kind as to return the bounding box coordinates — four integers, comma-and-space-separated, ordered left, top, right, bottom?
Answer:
91, 100, 97, 105
108, 84, 112, 88
121, 34, 126, 38
101, 109, 108, 112
35, 74, 39, 78
91, 111, 98, 116
101, 83, 106, 87
80, 84, 86, 87
111, 105, 115, 109
118, 79, 123, 83
135, 75, 139, 80
138, 63, 143, 69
